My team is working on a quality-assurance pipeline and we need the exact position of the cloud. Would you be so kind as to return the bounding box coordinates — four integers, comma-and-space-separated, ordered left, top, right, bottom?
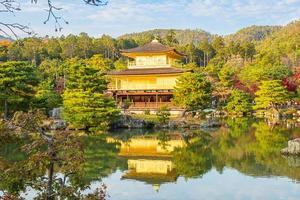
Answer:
86, 0, 177, 23
185, 0, 300, 24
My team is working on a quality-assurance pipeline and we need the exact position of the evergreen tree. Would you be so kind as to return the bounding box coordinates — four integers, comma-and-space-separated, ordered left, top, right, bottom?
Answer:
32, 80, 62, 113
45, 38, 62, 59
62, 60, 119, 131
173, 72, 212, 110
0, 62, 38, 119
253, 80, 290, 110
63, 90, 119, 131
165, 30, 178, 46
85, 54, 114, 73
218, 64, 236, 88
226, 90, 252, 115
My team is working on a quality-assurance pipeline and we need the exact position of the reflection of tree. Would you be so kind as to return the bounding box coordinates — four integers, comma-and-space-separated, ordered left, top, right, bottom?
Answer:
157, 131, 172, 150
211, 120, 300, 181
172, 120, 300, 182
172, 131, 213, 178
109, 129, 153, 142
225, 117, 254, 138
1, 118, 300, 197
83, 134, 126, 183
251, 121, 289, 156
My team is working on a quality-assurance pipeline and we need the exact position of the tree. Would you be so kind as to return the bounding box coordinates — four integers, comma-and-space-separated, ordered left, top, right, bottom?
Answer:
22, 37, 45, 65
45, 38, 62, 59
198, 38, 215, 66
218, 64, 236, 88
63, 90, 119, 131
32, 80, 62, 113
240, 41, 256, 61
239, 64, 292, 88
60, 34, 79, 59
0, 40, 10, 61
156, 106, 171, 124
65, 59, 107, 92
0, 62, 38, 119
0, 110, 109, 199
226, 41, 241, 57
173, 72, 212, 110
93, 35, 117, 60
62, 60, 119, 130
38, 59, 63, 80
77, 32, 94, 59
212, 36, 226, 58
114, 59, 127, 71
86, 54, 114, 73
253, 80, 290, 110
7, 41, 24, 61
226, 89, 252, 115
165, 29, 178, 46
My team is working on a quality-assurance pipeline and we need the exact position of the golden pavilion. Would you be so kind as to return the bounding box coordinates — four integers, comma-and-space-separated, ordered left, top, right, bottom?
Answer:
108, 39, 187, 112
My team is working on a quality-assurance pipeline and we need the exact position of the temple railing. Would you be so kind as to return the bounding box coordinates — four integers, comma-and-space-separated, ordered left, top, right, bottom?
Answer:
129, 102, 176, 108
128, 61, 171, 68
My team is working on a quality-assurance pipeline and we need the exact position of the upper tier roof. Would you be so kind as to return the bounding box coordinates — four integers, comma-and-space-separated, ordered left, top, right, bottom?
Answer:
120, 39, 185, 59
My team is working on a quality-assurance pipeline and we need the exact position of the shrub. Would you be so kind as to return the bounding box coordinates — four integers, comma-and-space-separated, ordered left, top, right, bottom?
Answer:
144, 109, 151, 115
156, 106, 171, 124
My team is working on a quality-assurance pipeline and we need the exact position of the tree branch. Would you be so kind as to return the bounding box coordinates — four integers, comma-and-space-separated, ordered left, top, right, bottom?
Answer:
83, 0, 108, 6
0, 0, 20, 13
0, 0, 33, 38
0, 22, 32, 38
0, 0, 108, 38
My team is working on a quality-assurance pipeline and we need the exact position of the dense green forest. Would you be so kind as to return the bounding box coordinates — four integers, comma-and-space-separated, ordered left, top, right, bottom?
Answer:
224, 25, 281, 43
0, 20, 299, 128
119, 28, 212, 45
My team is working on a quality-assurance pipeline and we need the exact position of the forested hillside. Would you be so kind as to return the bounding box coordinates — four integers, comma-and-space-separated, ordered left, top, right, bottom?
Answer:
119, 29, 212, 45
225, 25, 281, 43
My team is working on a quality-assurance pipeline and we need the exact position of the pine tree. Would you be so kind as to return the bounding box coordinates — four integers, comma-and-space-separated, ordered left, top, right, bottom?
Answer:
62, 59, 119, 131
254, 80, 290, 110
226, 89, 252, 115
0, 61, 38, 119
173, 72, 212, 110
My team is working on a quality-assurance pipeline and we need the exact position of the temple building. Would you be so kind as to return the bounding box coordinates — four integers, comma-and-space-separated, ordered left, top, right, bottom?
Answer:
107, 39, 187, 112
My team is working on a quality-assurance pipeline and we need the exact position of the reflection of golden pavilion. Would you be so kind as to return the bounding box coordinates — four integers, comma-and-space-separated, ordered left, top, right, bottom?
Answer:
128, 159, 174, 174
118, 136, 185, 157
122, 158, 178, 186
108, 134, 185, 190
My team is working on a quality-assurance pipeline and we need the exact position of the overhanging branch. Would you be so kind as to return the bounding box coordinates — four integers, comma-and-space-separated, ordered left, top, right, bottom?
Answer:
0, 0, 108, 38
83, 0, 108, 6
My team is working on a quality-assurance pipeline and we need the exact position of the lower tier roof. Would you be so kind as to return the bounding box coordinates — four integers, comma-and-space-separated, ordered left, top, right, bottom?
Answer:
107, 67, 188, 75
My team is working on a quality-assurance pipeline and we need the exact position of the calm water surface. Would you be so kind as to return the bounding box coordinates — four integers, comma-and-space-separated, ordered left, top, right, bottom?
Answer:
1, 118, 300, 200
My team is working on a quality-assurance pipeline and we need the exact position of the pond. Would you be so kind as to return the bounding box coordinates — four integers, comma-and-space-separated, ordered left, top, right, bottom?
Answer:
1, 118, 300, 200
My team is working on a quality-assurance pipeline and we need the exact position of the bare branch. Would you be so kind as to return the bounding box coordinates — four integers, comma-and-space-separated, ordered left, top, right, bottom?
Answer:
0, 22, 33, 38
31, 0, 108, 32
0, 0, 33, 38
0, 0, 20, 13
42, 0, 67, 32
83, 0, 108, 6
0, 0, 108, 38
